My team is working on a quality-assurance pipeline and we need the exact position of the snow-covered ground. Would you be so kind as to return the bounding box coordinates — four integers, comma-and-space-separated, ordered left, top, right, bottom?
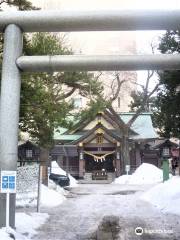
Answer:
40, 184, 66, 207
0, 163, 71, 240
141, 176, 180, 216
17, 182, 66, 208
114, 163, 165, 184
33, 183, 180, 240
0, 212, 49, 240
1, 163, 180, 239
31, 164, 180, 239
16, 162, 77, 207
0, 162, 79, 239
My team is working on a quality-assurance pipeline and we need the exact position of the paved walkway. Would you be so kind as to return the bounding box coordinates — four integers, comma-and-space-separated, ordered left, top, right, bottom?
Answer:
33, 184, 180, 240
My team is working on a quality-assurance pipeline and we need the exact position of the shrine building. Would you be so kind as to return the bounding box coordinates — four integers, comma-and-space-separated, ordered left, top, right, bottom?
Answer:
52, 111, 158, 182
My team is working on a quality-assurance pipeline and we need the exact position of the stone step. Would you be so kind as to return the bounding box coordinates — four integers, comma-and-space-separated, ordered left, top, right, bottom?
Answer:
78, 179, 113, 184
81, 172, 115, 184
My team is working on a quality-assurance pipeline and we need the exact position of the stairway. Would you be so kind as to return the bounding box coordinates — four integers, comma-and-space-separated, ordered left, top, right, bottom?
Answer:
79, 172, 115, 184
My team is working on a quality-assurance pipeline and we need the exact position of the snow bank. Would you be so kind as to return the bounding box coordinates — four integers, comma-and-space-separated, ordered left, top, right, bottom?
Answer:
41, 184, 66, 207
16, 191, 37, 207
17, 184, 66, 208
0, 228, 11, 240
51, 161, 78, 187
114, 163, 163, 185
16, 164, 66, 207
141, 177, 180, 215
0, 212, 48, 240
16, 212, 49, 238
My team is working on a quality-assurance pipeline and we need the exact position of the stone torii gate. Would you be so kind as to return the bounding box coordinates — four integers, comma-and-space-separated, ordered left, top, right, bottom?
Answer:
0, 10, 180, 227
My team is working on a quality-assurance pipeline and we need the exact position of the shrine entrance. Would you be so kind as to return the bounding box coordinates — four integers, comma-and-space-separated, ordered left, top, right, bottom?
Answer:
85, 152, 115, 172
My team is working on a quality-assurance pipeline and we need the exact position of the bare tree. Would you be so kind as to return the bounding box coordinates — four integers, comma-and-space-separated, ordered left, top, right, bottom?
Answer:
106, 71, 159, 172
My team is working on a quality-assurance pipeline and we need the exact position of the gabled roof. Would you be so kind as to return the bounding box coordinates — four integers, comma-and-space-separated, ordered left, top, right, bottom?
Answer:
67, 111, 137, 134
119, 112, 157, 139
153, 139, 178, 149
71, 123, 122, 144
54, 111, 157, 142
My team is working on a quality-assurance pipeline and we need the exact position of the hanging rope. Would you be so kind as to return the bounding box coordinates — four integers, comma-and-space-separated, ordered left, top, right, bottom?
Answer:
83, 150, 115, 162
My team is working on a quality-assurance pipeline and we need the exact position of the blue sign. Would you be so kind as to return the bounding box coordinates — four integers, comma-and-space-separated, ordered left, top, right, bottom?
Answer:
2, 183, 8, 189
2, 176, 8, 182
0, 171, 16, 193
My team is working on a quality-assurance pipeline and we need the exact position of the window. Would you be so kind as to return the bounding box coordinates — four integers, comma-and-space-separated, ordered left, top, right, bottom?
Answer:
26, 149, 33, 158
73, 98, 82, 109
96, 134, 103, 144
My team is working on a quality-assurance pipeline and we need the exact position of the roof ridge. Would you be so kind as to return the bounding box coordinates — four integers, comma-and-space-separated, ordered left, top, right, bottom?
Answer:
119, 112, 153, 115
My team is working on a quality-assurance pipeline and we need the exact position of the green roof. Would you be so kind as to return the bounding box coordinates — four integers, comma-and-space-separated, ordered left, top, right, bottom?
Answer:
54, 112, 157, 141
54, 127, 82, 141
55, 134, 82, 141
119, 112, 157, 139
54, 127, 68, 139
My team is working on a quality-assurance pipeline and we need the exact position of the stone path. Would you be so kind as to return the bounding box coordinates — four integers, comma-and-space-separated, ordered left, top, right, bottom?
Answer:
33, 184, 180, 240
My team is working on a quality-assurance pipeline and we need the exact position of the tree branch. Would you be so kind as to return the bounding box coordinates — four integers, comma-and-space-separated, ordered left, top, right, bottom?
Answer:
147, 83, 159, 98
55, 87, 76, 101
127, 74, 159, 128
110, 73, 126, 102
107, 106, 127, 130
130, 80, 145, 90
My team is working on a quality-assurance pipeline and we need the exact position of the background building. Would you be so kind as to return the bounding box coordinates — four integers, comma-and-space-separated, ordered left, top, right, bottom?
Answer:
30, 0, 138, 112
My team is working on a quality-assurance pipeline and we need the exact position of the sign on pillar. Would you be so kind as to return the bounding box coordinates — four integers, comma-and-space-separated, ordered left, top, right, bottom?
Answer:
0, 171, 16, 230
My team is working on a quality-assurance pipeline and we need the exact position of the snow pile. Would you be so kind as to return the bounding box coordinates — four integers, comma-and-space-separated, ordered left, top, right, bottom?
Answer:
16, 164, 66, 207
17, 184, 66, 208
41, 184, 66, 207
114, 163, 163, 184
16, 212, 48, 238
114, 175, 131, 184
0, 212, 48, 240
51, 161, 78, 187
0, 228, 11, 240
141, 177, 180, 215
16, 191, 37, 207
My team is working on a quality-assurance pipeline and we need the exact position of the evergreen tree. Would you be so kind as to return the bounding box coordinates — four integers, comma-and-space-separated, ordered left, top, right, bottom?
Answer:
0, 0, 103, 183
129, 90, 157, 112
154, 30, 180, 138
0, 0, 39, 11
21, 33, 103, 147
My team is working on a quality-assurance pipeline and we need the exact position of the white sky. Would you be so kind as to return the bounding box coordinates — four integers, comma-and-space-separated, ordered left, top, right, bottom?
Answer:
5, 0, 180, 91
32, 0, 180, 11
30, 0, 180, 91
134, 0, 180, 88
